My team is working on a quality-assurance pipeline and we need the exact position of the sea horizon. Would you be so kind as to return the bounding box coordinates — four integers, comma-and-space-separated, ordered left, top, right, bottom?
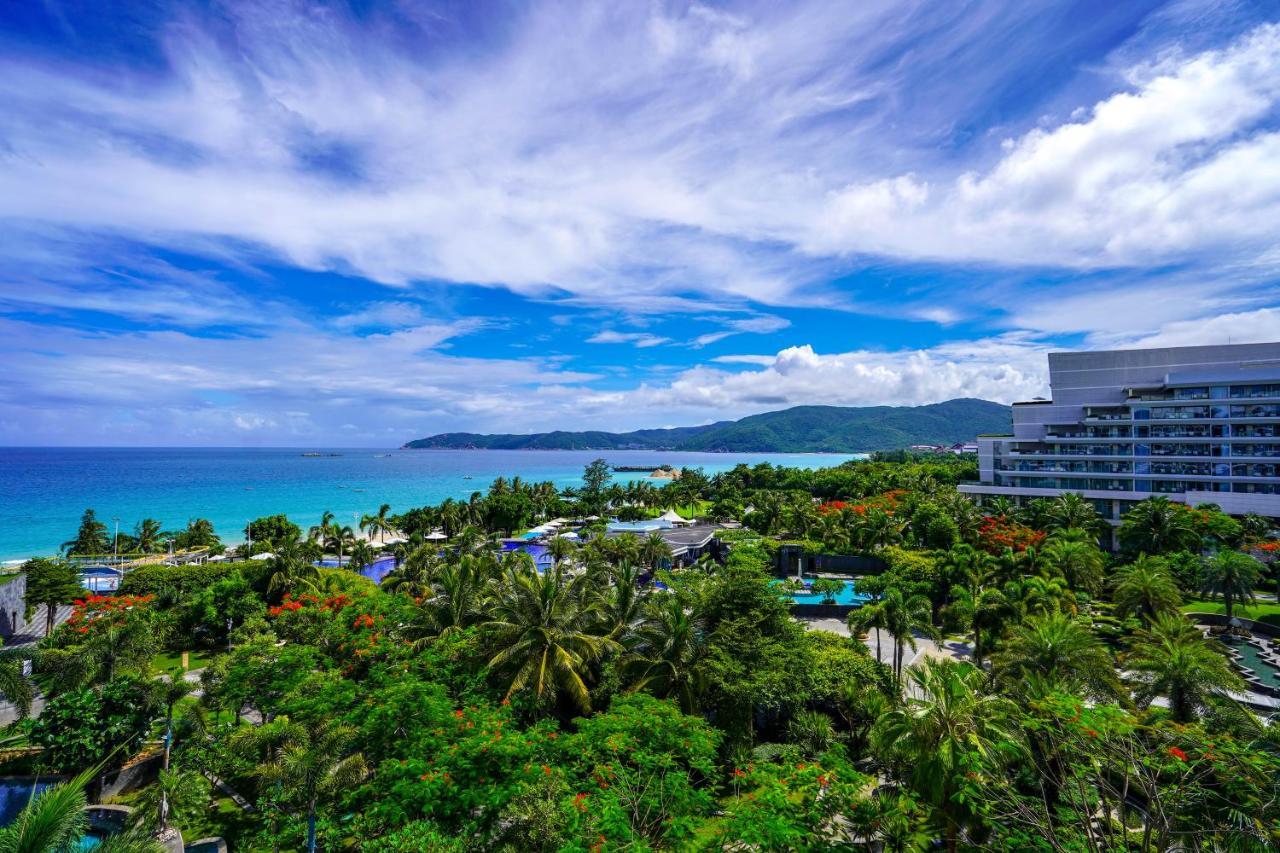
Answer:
0, 446, 862, 563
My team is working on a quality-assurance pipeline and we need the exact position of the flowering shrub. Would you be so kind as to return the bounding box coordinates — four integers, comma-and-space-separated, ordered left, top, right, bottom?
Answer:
818, 489, 906, 516
63, 593, 155, 635
976, 515, 1046, 554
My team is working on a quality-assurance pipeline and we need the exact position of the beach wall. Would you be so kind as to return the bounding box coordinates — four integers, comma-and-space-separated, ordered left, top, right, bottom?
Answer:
0, 575, 39, 640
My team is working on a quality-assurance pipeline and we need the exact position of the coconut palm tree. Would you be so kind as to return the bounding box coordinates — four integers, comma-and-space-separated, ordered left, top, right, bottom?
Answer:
992, 612, 1123, 702
134, 518, 165, 554
1199, 549, 1261, 622
872, 658, 1023, 853
620, 596, 706, 714
265, 542, 321, 600
1118, 496, 1201, 555
545, 535, 577, 572
599, 562, 647, 639
639, 532, 672, 572
324, 525, 356, 563
1126, 614, 1244, 723
426, 554, 493, 636
856, 508, 905, 551
481, 564, 620, 712
1111, 555, 1182, 623
347, 541, 375, 572
848, 599, 890, 666
359, 504, 394, 544
308, 511, 335, 546
382, 545, 439, 598
251, 722, 367, 853
62, 509, 110, 556
881, 586, 939, 687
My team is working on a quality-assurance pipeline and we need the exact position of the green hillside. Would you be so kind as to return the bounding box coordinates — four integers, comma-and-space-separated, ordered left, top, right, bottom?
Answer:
403, 398, 1010, 452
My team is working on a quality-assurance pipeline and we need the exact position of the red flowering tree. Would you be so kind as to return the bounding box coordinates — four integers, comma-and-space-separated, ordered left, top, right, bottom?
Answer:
976, 515, 1046, 554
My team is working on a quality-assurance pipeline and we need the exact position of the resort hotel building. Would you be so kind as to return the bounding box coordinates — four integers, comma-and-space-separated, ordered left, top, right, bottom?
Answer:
960, 342, 1280, 545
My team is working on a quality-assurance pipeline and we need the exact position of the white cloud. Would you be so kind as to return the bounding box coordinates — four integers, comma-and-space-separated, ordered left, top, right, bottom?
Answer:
813, 24, 1280, 269
586, 330, 672, 348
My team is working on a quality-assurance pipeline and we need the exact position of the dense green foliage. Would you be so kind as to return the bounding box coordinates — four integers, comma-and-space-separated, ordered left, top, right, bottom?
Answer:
6, 455, 1279, 851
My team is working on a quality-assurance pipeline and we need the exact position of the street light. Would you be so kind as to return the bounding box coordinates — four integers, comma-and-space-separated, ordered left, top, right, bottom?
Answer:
112, 517, 120, 563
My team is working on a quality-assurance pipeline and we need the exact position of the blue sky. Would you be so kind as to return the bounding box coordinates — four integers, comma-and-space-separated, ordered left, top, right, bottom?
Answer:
1, 0, 1278, 446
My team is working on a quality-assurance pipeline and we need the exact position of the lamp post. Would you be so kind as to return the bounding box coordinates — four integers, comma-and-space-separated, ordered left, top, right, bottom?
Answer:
112, 517, 120, 564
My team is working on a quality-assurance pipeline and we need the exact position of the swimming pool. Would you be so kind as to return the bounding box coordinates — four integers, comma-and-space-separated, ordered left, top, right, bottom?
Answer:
0, 780, 109, 849
775, 579, 872, 607
607, 519, 672, 533
315, 556, 398, 584
501, 541, 553, 571
1221, 636, 1280, 690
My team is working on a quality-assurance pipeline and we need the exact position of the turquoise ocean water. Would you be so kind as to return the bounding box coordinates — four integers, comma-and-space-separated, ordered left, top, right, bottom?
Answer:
0, 448, 860, 562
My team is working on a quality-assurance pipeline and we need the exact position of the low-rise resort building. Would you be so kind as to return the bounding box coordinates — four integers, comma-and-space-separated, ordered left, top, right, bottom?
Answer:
961, 341, 1280, 547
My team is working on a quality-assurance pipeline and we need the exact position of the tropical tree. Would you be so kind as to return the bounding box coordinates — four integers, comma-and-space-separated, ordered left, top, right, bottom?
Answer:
62, 509, 109, 556
134, 768, 210, 837
251, 722, 368, 853
1199, 549, 1261, 622
381, 545, 438, 598
1111, 556, 1182, 623
545, 535, 577, 572
172, 518, 218, 551
481, 564, 620, 712
640, 532, 672, 572
308, 511, 336, 546
133, 518, 166, 554
347, 541, 376, 572
788, 709, 836, 757
265, 543, 321, 600
1041, 536, 1104, 596
23, 557, 82, 637
1118, 497, 1201, 555
0, 766, 165, 853
621, 596, 707, 714
1126, 614, 1245, 723
992, 612, 1123, 702
872, 658, 1023, 853
880, 586, 939, 686
0, 648, 32, 720
1043, 492, 1104, 537
360, 503, 394, 544
848, 600, 889, 666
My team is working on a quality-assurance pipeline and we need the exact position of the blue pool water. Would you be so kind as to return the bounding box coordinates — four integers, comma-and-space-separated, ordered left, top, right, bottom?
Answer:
317, 556, 399, 584
607, 519, 672, 533
0, 448, 860, 562
777, 579, 872, 607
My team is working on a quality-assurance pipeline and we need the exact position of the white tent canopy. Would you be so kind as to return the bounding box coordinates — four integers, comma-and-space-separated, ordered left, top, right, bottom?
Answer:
658, 509, 691, 525
424, 531, 447, 541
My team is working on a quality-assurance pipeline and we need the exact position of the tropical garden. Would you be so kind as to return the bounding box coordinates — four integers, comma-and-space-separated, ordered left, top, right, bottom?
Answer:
2, 454, 1278, 850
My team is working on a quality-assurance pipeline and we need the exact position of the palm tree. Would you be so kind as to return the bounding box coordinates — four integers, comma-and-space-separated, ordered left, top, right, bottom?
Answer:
358, 502, 391, 540
848, 599, 889, 666
252, 722, 367, 853
640, 532, 672, 572
347, 541, 375, 572
265, 542, 321, 600
426, 554, 492, 636
1118, 496, 1201, 555
308, 511, 336, 546
1200, 550, 1261, 622
0, 765, 166, 853
545, 535, 577, 572
856, 508, 904, 551
134, 768, 210, 838
134, 518, 165, 554
1126, 614, 1244, 723
324, 525, 356, 563
620, 596, 706, 714
992, 612, 1123, 702
599, 562, 647, 639
881, 586, 939, 687
382, 545, 439, 598
1111, 555, 1182, 623
872, 658, 1023, 853
1041, 536, 1104, 596
788, 709, 836, 757
1043, 492, 1104, 536
481, 564, 621, 712
62, 509, 110, 556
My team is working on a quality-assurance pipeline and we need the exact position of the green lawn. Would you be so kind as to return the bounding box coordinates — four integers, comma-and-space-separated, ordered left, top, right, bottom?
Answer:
1182, 599, 1280, 628
151, 648, 220, 676
0, 573, 22, 587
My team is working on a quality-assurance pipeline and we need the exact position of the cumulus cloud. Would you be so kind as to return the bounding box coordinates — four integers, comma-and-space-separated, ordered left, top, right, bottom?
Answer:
813, 24, 1280, 268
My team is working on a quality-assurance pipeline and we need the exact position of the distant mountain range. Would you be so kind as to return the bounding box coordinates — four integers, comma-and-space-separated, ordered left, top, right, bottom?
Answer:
403, 398, 1011, 453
